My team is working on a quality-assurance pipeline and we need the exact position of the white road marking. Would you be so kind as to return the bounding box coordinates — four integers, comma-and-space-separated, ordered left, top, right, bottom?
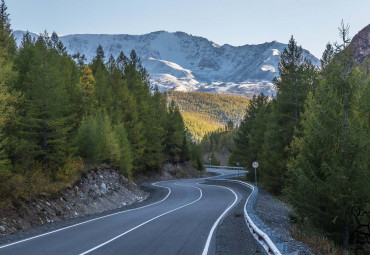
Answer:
201, 185, 238, 255
79, 185, 203, 255
0, 182, 171, 249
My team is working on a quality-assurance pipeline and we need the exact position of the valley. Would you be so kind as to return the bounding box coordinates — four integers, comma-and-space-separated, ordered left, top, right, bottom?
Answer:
164, 91, 249, 140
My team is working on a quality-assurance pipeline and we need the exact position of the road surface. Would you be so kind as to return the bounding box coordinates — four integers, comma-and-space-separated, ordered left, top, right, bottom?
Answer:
0, 169, 250, 255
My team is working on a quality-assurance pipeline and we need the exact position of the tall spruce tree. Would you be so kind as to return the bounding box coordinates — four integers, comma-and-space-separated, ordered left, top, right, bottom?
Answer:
0, 0, 17, 202
229, 93, 269, 169
285, 23, 370, 249
259, 37, 313, 194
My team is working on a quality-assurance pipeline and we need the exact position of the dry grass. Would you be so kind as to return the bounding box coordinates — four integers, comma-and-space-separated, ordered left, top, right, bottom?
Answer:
290, 216, 370, 255
291, 225, 345, 255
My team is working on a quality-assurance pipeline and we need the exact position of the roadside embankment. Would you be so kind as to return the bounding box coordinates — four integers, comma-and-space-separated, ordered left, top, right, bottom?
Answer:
0, 165, 147, 236
0, 161, 206, 241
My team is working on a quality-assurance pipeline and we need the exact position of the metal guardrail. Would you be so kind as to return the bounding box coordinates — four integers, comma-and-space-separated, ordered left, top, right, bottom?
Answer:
204, 165, 246, 170
205, 173, 298, 255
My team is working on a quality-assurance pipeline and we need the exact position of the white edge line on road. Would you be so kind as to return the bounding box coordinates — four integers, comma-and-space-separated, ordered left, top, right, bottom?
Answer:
201, 185, 238, 255
79, 185, 203, 255
0, 181, 172, 250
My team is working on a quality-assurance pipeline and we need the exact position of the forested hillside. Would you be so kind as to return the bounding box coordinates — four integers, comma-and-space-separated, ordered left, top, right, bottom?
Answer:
230, 24, 370, 253
0, 1, 203, 207
164, 91, 249, 140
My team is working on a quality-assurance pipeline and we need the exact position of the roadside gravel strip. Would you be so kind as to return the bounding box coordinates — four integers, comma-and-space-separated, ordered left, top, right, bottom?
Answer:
255, 189, 314, 255
211, 180, 314, 255
0, 183, 167, 246
207, 182, 263, 254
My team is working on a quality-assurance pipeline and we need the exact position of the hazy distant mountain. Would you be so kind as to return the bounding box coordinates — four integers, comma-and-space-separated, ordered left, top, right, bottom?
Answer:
13, 30, 320, 97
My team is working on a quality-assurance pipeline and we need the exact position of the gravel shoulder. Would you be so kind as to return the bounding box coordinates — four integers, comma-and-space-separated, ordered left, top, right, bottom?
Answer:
0, 183, 167, 246
206, 181, 263, 255
209, 180, 314, 255
255, 189, 314, 255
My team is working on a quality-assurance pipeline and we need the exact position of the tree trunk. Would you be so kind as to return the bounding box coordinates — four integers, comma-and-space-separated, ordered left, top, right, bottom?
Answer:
42, 62, 47, 152
344, 84, 348, 160
343, 221, 349, 253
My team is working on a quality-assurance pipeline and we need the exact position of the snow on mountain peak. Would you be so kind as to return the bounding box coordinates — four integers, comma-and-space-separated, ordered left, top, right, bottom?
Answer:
272, 49, 280, 55
13, 30, 320, 97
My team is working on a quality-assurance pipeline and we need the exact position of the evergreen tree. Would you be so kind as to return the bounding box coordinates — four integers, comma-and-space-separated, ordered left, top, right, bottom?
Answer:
229, 93, 269, 169
50, 32, 67, 55
116, 51, 129, 72
140, 89, 166, 172
90, 45, 113, 111
78, 65, 97, 116
112, 124, 133, 178
164, 101, 186, 162
285, 23, 370, 249
259, 37, 314, 194
0, 36, 17, 204
10, 34, 76, 177
0, 0, 16, 58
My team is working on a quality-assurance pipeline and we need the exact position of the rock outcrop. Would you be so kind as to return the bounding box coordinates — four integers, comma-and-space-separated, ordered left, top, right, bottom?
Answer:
0, 166, 147, 235
350, 24, 370, 63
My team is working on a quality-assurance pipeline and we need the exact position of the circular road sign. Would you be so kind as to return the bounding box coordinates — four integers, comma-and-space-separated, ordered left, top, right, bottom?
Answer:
252, 161, 259, 168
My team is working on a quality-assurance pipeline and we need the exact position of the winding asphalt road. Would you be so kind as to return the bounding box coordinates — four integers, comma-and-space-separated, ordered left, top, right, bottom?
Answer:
0, 169, 248, 255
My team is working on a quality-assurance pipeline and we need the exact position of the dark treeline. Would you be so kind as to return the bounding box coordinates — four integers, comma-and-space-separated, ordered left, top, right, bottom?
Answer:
200, 120, 235, 154
200, 120, 235, 166
230, 25, 369, 251
0, 1, 202, 206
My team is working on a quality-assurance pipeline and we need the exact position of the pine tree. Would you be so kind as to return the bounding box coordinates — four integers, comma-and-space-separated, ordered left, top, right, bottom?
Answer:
259, 37, 314, 194
90, 45, 113, 111
0, 0, 16, 58
9, 34, 76, 178
116, 51, 129, 73
229, 93, 268, 169
285, 23, 370, 249
50, 32, 67, 55
140, 88, 166, 172
112, 124, 133, 178
78, 65, 97, 116
164, 101, 186, 162
0, 41, 17, 204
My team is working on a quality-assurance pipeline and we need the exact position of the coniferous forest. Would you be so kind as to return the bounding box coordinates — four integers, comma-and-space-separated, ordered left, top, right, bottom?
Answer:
0, 1, 202, 206
164, 91, 249, 141
0, 0, 369, 252
230, 27, 369, 251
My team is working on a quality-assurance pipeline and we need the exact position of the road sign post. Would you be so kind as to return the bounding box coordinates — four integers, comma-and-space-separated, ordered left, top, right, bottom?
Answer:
252, 161, 259, 185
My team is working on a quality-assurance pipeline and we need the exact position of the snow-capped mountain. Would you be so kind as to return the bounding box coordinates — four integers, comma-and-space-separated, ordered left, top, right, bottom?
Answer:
13, 30, 320, 97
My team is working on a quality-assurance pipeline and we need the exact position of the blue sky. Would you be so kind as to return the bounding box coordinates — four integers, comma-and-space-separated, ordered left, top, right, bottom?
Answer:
7, 0, 370, 58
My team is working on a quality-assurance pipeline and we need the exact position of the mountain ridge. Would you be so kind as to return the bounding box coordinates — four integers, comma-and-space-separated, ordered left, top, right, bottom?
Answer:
13, 30, 320, 97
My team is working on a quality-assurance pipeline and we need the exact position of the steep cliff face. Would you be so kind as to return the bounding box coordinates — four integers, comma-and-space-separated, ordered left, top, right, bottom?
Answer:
350, 24, 370, 63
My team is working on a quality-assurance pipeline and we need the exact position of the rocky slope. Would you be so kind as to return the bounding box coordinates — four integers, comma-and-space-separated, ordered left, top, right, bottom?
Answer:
13, 30, 320, 97
350, 23, 370, 63
0, 166, 147, 235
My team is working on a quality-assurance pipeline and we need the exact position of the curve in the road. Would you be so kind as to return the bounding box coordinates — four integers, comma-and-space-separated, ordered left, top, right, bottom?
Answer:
0, 170, 246, 255
0, 181, 172, 250
79, 183, 203, 255
201, 185, 238, 255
